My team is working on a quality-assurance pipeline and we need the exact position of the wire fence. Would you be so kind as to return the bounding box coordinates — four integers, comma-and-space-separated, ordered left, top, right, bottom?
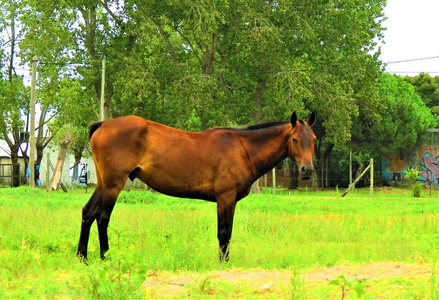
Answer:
257, 159, 439, 190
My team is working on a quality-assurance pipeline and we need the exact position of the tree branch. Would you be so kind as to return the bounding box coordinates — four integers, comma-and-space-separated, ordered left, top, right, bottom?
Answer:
100, 0, 123, 28
155, 22, 181, 66
175, 27, 203, 65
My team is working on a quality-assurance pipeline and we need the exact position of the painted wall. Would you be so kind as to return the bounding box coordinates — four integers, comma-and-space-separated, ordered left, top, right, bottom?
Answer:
417, 146, 439, 184
382, 144, 439, 186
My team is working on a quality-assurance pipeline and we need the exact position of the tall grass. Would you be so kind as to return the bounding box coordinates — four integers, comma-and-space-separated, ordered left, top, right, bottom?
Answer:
0, 186, 437, 298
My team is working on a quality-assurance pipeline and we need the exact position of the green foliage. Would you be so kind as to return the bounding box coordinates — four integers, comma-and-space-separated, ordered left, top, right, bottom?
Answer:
329, 275, 366, 299
406, 168, 420, 182
186, 108, 203, 132
404, 73, 439, 125
404, 73, 439, 110
86, 245, 148, 299
288, 268, 306, 300
19, 0, 386, 134
365, 74, 436, 157
412, 182, 424, 198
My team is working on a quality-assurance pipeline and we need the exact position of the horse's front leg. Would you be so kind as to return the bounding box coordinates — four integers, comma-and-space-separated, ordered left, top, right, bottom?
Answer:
216, 191, 237, 262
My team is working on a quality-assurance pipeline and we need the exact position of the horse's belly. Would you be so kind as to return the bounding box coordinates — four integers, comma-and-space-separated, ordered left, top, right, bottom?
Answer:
137, 168, 215, 200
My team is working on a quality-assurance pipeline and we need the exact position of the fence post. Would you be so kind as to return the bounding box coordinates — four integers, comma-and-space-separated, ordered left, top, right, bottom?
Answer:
349, 150, 353, 186
341, 163, 371, 197
272, 168, 276, 195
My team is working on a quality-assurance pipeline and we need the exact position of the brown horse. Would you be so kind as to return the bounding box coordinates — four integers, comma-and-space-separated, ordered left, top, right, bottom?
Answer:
77, 112, 316, 261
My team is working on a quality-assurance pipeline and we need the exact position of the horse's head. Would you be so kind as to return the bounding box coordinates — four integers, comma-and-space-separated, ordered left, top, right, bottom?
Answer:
288, 112, 316, 180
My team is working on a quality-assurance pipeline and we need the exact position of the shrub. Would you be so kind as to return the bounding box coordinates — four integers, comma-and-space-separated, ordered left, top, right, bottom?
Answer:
405, 168, 420, 182
412, 182, 424, 198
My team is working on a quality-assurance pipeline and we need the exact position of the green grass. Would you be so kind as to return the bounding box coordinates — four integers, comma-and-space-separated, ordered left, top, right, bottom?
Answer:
0, 186, 438, 298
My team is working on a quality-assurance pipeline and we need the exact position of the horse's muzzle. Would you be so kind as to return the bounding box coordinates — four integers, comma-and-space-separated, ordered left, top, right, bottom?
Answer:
300, 165, 314, 180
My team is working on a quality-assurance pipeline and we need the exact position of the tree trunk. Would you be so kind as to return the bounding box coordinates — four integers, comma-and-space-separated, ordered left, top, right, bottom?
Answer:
202, 33, 217, 76
251, 180, 261, 193
3, 137, 22, 187
10, 153, 20, 187
251, 79, 268, 122
35, 106, 54, 168
46, 140, 69, 191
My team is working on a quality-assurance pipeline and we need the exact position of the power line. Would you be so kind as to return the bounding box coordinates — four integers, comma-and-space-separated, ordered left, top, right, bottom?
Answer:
2, 57, 438, 77
387, 71, 439, 74
384, 56, 439, 65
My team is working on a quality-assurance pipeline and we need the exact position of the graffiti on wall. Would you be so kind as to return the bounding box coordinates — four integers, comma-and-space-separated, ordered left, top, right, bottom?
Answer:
382, 153, 439, 185
418, 153, 439, 183
382, 156, 407, 182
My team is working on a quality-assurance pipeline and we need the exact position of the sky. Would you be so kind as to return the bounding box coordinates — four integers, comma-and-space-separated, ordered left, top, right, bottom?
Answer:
378, 0, 439, 76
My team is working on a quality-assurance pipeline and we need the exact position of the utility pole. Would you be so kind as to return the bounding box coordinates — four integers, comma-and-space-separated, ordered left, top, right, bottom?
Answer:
29, 56, 38, 187
100, 59, 106, 121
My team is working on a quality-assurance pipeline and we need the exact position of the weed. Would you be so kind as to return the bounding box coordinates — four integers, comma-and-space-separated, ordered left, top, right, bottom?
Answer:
432, 262, 439, 300
413, 182, 424, 198
198, 276, 215, 295
86, 246, 148, 299
329, 275, 366, 299
1, 239, 38, 279
288, 268, 306, 299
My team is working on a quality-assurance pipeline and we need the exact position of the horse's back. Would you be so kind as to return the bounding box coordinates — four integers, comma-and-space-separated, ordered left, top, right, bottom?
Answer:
90, 116, 254, 198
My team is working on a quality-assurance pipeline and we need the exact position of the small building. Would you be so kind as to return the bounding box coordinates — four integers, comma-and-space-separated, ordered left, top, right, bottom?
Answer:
0, 139, 28, 186
0, 139, 97, 188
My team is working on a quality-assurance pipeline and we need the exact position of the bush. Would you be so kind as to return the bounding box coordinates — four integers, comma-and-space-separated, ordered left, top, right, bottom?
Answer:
412, 182, 424, 198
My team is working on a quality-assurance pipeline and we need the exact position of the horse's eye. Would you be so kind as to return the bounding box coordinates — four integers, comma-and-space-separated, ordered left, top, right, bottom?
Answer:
292, 138, 299, 144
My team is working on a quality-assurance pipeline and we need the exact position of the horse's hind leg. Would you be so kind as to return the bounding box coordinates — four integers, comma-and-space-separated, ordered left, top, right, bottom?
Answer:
77, 187, 103, 260
96, 186, 123, 259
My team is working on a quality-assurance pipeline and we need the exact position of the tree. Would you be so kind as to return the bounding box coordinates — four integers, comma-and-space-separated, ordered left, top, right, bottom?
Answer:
46, 126, 73, 191
109, 0, 386, 133
20, 0, 100, 179
404, 73, 439, 121
24, 0, 386, 131
0, 1, 30, 186
353, 73, 436, 158
19, 0, 387, 190
43, 77, 95, 190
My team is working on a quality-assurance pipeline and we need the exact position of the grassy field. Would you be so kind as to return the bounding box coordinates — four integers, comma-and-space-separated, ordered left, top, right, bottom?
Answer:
0, 186, 438, 299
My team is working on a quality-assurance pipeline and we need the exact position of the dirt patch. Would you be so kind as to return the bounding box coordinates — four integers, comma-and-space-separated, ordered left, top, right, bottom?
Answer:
305, 262, 431, 281
142, 262, 432, 298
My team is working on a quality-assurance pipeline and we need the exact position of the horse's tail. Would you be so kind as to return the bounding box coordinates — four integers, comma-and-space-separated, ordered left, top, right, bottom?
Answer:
89, 121, 104, 139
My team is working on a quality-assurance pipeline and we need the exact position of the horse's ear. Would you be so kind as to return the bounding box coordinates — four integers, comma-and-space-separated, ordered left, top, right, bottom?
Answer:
290, 112, 297, 127
306, 111, 316, 127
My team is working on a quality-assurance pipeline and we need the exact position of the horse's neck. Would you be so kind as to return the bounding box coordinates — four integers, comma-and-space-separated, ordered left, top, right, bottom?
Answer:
240, 125, 290, 179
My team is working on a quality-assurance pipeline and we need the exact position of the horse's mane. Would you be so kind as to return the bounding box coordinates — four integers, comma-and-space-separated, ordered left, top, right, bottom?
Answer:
217, 121, 288, 132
